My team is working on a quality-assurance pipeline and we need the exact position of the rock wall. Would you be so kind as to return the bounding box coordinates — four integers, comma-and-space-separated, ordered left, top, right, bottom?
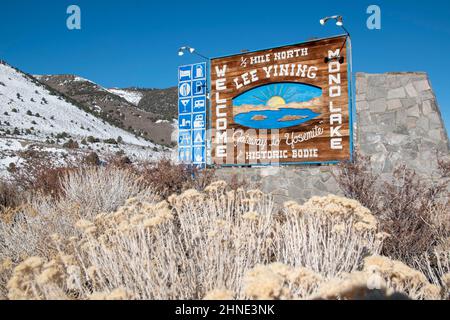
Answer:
217, 72, 449, 203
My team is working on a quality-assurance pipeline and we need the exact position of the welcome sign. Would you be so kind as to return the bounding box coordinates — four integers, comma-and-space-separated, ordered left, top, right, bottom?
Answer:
210, 35, 352, 166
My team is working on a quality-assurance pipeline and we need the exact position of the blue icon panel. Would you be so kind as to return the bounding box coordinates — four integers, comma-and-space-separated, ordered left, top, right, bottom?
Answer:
193, 145, 206, 164
178, 82, 192, 98
192, 96, 206, 113
178, 147, 192, 163
179, 130, 192, 147
179, 65, 192, 82
192, 129, 205, 145
178, 63, 207, 167
192, 113, 206, 130
193, 79, 206, 96
179, 98, 192, 114
192, 63, 206, 79
179, 114, 192, 130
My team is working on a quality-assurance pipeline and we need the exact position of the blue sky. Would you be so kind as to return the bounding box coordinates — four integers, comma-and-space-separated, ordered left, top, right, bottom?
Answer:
1, 0, 449, 128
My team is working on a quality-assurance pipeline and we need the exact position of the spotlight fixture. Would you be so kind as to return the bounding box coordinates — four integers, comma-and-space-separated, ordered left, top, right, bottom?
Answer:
319, 15, 350, 64
319, 15, 343, 26
177, 46, 209, 61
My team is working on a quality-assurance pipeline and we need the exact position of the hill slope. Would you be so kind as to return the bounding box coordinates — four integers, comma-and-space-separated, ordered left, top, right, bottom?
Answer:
36, 75, 174, 145
136, 87, 178, 121
0, 61, 169, 175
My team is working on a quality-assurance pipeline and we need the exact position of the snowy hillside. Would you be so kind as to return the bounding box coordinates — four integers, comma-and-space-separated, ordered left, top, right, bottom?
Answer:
0, 62, 170, 174
108, 88, 143, 106
36, 74, 174, 145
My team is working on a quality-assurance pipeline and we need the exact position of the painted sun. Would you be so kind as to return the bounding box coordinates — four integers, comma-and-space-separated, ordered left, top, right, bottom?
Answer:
250, 83, 296, 107
267, 96, 286, 107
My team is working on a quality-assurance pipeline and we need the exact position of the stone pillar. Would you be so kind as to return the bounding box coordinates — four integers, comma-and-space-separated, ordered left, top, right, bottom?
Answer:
356, 72, 449, 179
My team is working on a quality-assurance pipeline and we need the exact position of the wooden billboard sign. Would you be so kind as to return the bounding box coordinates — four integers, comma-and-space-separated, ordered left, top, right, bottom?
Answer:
210, 35, 352, 166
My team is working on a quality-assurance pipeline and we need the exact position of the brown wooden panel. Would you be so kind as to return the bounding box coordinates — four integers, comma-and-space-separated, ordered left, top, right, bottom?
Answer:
210, 36, 352, 166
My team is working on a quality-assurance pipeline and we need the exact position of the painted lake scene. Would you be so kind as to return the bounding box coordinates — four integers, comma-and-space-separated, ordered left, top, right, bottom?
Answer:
232, 82, 323, 129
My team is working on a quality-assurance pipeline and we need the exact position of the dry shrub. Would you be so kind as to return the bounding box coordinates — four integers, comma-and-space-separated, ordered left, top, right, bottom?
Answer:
243, 263, 323, 300
2, 179, 448, 300
414, 249, 450, 298
380, 166, 449, 264
82, 152, 101, 166
103, 153, 133, 169
59, 166, 155, 219
167, 184, 274, 299
0, 166, 157, 298
135, 159, 216, 199
238, 255, 441, 300
275, 195, 383, 278
360, 255, 441, 300
1, 258, 13, 299
0, 183, 391, 300
0, 180, 22, 212
10, 150, 77, 198
2, 184, 273, 300
65, 183, 275, 299
334, 153, 450, 267
332, 151, 380, 213
4, 182, 275, 299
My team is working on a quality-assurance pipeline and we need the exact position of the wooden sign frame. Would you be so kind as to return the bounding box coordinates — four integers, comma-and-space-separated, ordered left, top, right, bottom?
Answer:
209, 35, 354, 167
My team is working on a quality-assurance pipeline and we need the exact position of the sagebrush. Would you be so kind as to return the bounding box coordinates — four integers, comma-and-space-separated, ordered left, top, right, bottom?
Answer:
0, 157, 449, 300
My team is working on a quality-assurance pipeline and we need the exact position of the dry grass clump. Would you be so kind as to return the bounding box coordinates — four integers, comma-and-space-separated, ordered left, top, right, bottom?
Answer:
414, 248, 450, 298
243, 263, 323, 300
362, 255, 441, 300
6, 252, 133, 300
3, 182, 277, 299
59, 166, 156, 219
0, 166, 156, 279
208, 255, 447, 300
203, 289, 235, 300
335, 153, 450, 272
0, 180, 23, 213
134, 158, 216, 199
2, 176, 449, 300
276, 195, 383, 278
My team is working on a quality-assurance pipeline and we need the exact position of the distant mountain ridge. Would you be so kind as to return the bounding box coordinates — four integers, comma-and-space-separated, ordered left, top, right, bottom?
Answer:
0, 60, 170, 175
36, 75, 176, 145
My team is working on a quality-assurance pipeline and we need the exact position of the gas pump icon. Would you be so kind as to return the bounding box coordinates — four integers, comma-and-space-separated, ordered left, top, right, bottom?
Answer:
195, 65, 204, 78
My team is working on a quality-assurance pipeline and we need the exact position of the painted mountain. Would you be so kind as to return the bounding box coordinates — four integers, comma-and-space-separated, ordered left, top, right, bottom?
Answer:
232, 83, 323, 129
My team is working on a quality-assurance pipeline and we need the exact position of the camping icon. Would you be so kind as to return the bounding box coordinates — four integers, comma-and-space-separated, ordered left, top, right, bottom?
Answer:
193, 129, 204, 145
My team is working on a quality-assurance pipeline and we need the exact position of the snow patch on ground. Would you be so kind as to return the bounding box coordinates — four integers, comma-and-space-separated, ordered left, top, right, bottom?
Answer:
0, 63, 170, 176
108, 88, 144, 106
